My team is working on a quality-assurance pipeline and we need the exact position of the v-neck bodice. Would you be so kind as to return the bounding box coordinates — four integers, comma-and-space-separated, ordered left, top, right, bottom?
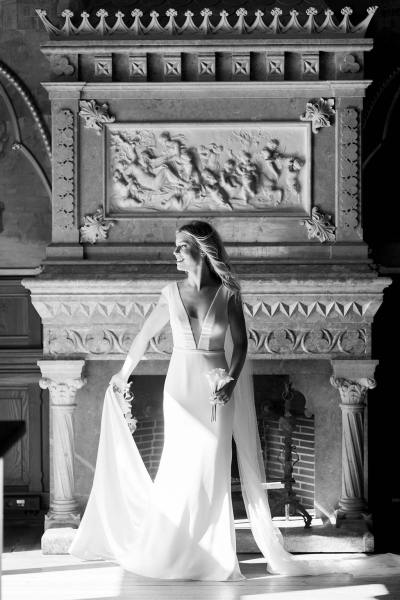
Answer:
161, 282, 230, 351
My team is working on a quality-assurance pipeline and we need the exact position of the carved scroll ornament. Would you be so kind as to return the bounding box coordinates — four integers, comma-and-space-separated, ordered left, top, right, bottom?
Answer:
46, 326, 367, 357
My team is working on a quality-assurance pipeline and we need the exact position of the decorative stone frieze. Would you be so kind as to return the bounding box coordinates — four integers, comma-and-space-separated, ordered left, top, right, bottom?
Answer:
38, 360, 86, 531
300, 98, 335, 134
129, 54, 147, 81
301, 53, 319, 80
105, 122, 310, 215
163, 54, 182, 81
331, 360, 378, 521
33, 298, 374, 322
54, 109, 75, 230
232, 53, 250, 80
80, 208, 114, 244
266, 53, 284, 80
198, 54, 215, 81
301, 206, 336, 243
338, 54, 361, 75
94, 54, 112, 80
339, 107, 361, 235
78, 99, 115, 135
51, 54, 76, 78
35, 7, 379, 37
44, 325, 368, 358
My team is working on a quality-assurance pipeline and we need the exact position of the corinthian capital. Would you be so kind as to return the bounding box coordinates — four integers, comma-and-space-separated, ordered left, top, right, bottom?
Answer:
330, 376, 376, 406
39, 377, 85, 405
37, 360, 86, 406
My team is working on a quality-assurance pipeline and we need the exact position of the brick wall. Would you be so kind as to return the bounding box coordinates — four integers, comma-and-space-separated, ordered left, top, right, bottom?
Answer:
134, 417, 165, 479
133, 412, 315, 510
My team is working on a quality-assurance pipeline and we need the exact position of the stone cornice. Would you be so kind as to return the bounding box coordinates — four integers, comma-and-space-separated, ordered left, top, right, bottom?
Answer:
22, 275, 391, 297
42, 80, 372, 100
40, 38, 374, 54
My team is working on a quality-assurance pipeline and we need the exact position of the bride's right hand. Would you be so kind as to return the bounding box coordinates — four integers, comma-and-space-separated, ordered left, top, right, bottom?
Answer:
109, 372, 129, 395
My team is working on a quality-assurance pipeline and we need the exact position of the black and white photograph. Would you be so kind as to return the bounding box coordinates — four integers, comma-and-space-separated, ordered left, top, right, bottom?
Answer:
1, 1, 400, 598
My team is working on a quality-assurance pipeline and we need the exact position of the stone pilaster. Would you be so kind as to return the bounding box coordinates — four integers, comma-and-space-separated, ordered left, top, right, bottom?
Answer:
330, 360, 377, 521
38, 360, 86, 530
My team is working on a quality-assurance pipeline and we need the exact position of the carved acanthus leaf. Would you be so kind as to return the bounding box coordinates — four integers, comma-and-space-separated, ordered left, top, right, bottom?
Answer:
301, 206, 336, 243
330, 376, 376, 405
80, 208, 114, 244
78, 100, 115, 134
300, 98, 335, 133
39, 377, 86, 404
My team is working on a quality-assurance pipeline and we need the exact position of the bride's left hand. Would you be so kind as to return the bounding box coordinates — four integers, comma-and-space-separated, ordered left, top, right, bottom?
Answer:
213, 379, 235, 405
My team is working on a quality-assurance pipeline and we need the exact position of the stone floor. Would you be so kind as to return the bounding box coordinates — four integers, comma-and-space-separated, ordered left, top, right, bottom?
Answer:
3, 522, 400, 600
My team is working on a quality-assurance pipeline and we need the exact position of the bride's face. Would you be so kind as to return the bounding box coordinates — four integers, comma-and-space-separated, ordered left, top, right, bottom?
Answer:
174, 232, 202, 272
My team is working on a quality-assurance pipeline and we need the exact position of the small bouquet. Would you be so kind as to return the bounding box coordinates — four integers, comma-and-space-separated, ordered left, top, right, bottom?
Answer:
205, 368, 234, 423
112, 379, 138, 433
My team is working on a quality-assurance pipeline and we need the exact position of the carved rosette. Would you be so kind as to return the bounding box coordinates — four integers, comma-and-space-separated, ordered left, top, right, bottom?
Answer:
78, 99, 115, 134
300, 98, 335, 134
54, 109, 75, 230
301, 206, 336, 243
339, 108, 361, 235
80, 208, 114, 244
331, 375, 376, 518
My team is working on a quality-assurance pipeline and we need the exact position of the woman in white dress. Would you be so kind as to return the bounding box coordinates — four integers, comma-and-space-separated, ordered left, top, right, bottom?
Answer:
69, 221, 311, 580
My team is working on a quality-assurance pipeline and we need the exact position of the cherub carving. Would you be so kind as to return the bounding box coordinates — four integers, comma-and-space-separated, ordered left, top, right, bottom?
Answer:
201, 168, 233, 210
199, 143, 223, 171
236, 150, 258, 203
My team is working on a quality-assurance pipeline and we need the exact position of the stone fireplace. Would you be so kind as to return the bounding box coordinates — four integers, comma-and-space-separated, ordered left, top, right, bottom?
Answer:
23, 5, 389, 552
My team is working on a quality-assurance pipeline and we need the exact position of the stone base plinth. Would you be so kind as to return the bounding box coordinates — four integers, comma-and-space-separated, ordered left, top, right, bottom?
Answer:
236, 518, 374, 553
44, 511, 80, 531
41, 527, 77, 555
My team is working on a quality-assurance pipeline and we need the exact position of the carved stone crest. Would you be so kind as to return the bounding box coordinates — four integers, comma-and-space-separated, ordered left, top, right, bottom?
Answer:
79, 100, 115, 134
300, 98, 335, 134
105, 122, 310, 214
80, 208, 114, 244
301, 206, 336, 243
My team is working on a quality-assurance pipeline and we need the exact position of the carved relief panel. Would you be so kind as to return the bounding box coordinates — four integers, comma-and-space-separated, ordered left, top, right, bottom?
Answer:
104, 122, 311, 217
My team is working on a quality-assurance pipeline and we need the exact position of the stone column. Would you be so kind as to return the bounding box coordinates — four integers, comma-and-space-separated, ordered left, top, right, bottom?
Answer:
38, 360, 86, 530
330, 360, 377, 521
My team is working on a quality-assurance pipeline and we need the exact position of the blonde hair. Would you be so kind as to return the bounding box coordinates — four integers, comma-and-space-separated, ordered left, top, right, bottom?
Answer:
177, 221, 241, 301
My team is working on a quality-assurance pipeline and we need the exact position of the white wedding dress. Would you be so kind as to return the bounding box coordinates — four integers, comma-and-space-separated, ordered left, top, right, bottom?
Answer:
70, 281, 381, 580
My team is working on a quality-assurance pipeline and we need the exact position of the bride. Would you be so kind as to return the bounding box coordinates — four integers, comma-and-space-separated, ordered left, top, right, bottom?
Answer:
69, 220, 317, 580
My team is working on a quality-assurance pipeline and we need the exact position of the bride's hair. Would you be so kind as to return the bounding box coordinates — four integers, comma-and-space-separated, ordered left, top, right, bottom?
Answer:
177, 221, 241, 300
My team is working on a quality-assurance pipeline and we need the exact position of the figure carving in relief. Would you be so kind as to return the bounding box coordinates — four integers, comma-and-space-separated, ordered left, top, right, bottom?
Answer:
259, 140, 303, 206
201, 168, 233, 210
107, 127, 307, 213
235, 150, 258, 203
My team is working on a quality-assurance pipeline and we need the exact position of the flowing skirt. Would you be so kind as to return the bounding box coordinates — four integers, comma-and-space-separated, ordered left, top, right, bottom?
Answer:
69, 347, 243, 581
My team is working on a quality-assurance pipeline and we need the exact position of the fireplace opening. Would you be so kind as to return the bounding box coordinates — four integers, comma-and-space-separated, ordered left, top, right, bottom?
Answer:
131, 375, 315, 517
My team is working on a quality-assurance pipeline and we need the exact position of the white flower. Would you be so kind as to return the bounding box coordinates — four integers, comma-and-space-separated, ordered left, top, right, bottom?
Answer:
206, 368, 234, 422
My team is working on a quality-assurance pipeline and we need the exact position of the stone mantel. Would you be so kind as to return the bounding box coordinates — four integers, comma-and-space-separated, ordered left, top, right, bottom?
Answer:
22, 273, 390, 362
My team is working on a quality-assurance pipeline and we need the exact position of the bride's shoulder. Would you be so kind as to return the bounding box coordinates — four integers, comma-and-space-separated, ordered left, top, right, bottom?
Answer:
160, 281, 177, 298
